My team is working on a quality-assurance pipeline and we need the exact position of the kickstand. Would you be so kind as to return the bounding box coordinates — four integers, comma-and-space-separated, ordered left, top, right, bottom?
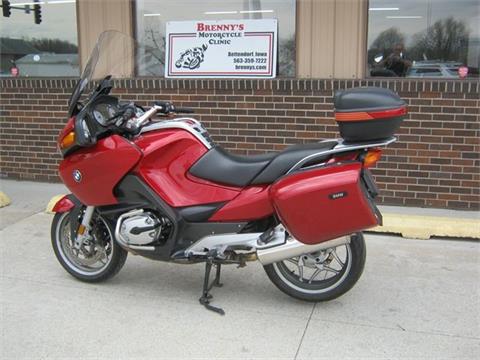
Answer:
199, 256, 225, 315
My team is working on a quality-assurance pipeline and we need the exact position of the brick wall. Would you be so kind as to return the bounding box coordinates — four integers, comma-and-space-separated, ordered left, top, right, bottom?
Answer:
0, 78, 478, 210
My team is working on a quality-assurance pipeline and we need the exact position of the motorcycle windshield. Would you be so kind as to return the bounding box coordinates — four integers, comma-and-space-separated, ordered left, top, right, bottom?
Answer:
68, 30, 160, 116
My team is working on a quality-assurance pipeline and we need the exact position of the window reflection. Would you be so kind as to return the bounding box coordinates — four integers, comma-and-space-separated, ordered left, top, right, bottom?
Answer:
0, 0, 78, 77
368, 0, 479, 78
135, 0, 296, 77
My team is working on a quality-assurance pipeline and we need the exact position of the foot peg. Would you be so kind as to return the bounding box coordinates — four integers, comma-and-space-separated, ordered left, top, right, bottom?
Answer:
199, 251, 225, 315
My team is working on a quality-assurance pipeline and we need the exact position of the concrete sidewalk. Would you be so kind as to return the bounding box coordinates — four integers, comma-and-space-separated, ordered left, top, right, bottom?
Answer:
0, 179, 479, 358
0, 179, 67, 230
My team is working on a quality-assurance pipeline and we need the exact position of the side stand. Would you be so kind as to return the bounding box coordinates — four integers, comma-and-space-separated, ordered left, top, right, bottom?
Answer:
199, 257, 225, 315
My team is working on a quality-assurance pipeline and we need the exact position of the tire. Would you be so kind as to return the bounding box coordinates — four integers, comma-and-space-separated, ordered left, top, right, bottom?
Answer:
263, 233, 366, 302
51, 211, 127, 283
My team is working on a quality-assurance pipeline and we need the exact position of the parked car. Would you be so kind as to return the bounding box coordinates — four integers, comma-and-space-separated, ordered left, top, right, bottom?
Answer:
406, 61, 462, 78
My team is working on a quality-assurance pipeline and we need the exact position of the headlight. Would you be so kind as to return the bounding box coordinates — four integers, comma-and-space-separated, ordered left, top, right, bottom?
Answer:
82, 119, 91, 139
74, 114, 95, 146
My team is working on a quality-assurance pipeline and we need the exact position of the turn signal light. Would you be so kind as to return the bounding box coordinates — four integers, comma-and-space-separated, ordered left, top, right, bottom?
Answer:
60, 131, 75, 149
363, 149, 382, 168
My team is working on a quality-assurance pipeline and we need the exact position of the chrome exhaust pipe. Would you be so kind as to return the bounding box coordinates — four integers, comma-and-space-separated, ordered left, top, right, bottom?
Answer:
257, 236, 350, 265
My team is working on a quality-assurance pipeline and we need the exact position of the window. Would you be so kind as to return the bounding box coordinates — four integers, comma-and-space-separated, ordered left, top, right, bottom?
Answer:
135, 0, 296, 77
367, 0, 479, 78
0, 0, 79, 77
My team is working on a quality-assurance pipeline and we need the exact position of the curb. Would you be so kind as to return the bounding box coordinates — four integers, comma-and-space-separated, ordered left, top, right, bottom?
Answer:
46, 194, 66, 214
0, 191, 11, 208
368, 212, 480, 240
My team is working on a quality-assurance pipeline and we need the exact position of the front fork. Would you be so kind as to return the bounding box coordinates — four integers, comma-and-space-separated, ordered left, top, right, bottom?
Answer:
74, 205, 95, 249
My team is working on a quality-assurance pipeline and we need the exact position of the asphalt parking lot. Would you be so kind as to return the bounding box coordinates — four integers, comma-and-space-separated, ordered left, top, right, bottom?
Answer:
0, 180, 479, 359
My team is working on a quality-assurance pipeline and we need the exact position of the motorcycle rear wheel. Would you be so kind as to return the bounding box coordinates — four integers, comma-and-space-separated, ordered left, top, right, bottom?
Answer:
263, 233, 366, 302
51, 211, 127, 283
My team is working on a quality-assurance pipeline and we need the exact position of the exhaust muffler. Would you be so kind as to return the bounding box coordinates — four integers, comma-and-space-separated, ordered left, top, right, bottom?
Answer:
257, 235, 350, 265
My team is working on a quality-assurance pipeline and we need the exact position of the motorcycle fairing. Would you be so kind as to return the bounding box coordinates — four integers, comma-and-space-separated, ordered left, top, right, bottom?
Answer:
208, 185, 273, 222
59, 135, 142, 206
102, 174, 251, 261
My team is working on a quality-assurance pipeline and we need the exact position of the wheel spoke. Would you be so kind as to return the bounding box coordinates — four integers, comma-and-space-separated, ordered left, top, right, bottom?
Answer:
308, 268, 321, 284
331, 249, 345, 267
323, 265, 339, 274
285, 258, 298, 266
297, 257, 305, 282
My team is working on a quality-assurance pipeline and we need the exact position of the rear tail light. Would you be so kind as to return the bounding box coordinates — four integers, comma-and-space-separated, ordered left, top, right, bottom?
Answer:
335, 106, 407, 121
362, 148, 382, 168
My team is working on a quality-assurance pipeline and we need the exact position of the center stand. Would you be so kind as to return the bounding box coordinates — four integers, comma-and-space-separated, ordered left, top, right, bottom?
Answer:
199, 250, 225, 315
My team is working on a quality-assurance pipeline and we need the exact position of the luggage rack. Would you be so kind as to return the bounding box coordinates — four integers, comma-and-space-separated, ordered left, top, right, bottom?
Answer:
287, 136, 397, 174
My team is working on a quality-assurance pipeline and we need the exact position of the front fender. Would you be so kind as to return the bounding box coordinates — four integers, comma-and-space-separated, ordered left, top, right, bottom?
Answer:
51, 194, 81, 213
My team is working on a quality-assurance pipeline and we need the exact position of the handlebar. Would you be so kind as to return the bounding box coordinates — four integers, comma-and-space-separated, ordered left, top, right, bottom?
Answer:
153, 101, 194, 114
110, 101, 195, 135
134, 101, 194, 127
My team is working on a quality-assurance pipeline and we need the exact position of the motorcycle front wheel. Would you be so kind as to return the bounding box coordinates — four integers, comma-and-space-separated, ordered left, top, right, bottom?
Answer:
51, 210, 127, 283
263, 233, 366, 302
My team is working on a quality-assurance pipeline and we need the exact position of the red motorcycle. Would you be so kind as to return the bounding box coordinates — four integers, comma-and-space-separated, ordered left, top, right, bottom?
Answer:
51, 32, 406, 314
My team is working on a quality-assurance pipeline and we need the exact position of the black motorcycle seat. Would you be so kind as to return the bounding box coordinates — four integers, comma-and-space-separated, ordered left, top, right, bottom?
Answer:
251, 141, 338, 184
189, 140, 338, 187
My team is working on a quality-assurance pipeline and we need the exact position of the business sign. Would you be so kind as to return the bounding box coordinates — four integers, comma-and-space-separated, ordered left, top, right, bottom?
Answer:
165, 19, 277, 78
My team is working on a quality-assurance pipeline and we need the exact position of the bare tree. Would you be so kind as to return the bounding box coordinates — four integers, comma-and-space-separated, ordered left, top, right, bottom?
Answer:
279, 37, 295, 77
371, 28, 405, 51
368, 27, 405, 64
409, 17, 469, 63
29, 38, 78, 53
137, 28, 165, 76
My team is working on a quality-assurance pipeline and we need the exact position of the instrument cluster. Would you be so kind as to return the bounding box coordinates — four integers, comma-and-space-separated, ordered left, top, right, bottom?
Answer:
89, 95, 120, 126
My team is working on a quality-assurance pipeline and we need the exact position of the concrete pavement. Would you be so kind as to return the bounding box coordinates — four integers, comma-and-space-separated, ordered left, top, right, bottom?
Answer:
0, 179, 479, 359
0, 179, 66, 230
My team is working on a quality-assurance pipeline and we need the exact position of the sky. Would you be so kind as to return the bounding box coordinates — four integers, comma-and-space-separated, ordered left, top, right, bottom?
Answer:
1, 0, 295, 47
0, 0, 78, 45
368, 0, 480, 48
1, 0, 477, 54
136, 0, 296, 43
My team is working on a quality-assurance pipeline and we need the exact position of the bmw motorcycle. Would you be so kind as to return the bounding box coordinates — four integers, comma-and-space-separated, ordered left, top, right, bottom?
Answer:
51, 31, 407, 314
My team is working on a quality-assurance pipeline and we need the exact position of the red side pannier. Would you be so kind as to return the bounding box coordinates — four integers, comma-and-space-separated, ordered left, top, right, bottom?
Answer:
270, 162, 380, 245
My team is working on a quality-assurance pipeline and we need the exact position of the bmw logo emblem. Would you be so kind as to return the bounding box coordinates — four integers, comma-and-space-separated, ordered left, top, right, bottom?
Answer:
73, 170, 82, 183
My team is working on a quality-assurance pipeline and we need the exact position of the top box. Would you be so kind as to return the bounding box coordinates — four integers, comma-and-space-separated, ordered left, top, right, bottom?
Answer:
334, 87, 407, 143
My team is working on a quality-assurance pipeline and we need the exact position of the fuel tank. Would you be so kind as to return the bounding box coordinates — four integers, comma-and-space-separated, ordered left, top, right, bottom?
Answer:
134, 123, 241, 207
59, 135, 142, 206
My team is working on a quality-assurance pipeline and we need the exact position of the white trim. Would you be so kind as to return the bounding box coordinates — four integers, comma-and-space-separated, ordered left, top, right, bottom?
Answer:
140, 118, 213, 149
